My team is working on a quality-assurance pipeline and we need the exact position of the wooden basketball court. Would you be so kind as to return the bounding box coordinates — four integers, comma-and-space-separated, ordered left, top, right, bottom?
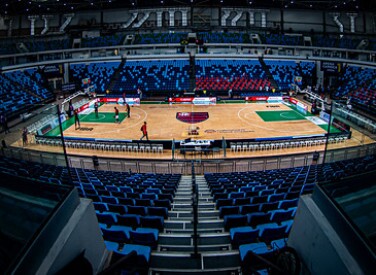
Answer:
62, 101, 328, 140
12, 100, 374, 160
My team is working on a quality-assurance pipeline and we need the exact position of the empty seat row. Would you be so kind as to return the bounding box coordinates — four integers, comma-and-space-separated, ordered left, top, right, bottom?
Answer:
97, 212, 165, 231
219, 202, 297, 218
214, 186, 312, 206
230, 221, 292, 248
94, 202, 169, 218
101, 226, 159, 248
223, 208, 296, 233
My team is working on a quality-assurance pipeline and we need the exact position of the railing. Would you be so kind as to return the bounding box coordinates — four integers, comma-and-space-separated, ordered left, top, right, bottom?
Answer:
191, 161, 199, 257
1, 42, 375, 70
2, 143, 375, 174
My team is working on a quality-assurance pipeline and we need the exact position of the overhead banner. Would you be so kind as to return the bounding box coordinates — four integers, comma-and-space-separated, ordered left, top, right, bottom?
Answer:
40, 64, 64, 77
321, 61, 342, 74
169, 97, 217, 105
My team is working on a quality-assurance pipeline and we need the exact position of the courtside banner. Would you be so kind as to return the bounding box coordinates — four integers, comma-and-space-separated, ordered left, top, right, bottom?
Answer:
245, 96, 282, 101
289, 98, 308, 110
169, 97, 216, 105
99, 97, 140, 106
77, 102, 90, 113
267, 96, 283, 102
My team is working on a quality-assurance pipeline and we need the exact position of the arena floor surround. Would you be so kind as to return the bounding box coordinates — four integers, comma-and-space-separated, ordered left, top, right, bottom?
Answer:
53, 102, 334, 140
13, 100, 373, 160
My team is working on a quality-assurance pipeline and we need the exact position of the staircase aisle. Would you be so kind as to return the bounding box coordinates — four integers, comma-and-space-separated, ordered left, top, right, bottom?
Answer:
259, 57, 278, 90
149, 175, 241, 274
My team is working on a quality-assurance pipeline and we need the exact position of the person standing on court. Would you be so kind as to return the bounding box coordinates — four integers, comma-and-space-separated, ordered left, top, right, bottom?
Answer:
122, 92, 126, 105
126, 102, 130, 118
1, 113, 10, 134
74, 109, 80, 130
22, 127, 28, 146
140, 121, 149, 141
94, 101, 99, 118
68, 100, 74, 117
137, 87, 143, 100
114, 107, 120, 123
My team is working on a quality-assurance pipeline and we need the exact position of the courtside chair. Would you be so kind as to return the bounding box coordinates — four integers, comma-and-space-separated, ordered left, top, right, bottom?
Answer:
139, 143, 145, 153
132, 143, 139, 153
230, 142, 236, 152
126, 143, 133, 153
236, 142, 242, 152
157, 144, 163, 153
242, 142, 249, 151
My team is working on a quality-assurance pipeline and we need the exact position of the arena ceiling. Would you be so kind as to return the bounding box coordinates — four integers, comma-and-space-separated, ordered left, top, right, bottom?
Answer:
1, 0, 375, 16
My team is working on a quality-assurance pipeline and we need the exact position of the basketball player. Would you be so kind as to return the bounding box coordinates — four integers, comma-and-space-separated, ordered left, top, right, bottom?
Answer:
140, 121, 149, 141
74, 110, 80, 130
114, 107, 120, 123
126, 102, 130, 118
94, 102, 99, 118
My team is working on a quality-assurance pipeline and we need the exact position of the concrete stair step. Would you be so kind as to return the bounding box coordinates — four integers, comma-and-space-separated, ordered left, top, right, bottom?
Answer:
150, 267, 240, 275
168, 210, 220, 219
159, 233, 230, 246
158, 244, 232, 252
172, 197, 213, 203
172, 203, 215, 210
164, 220, 224, 230
164, 228, 225, 234
149, 251, 240, 271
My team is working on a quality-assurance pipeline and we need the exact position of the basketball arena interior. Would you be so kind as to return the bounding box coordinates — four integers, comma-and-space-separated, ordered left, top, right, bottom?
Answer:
0, 0, 376, 274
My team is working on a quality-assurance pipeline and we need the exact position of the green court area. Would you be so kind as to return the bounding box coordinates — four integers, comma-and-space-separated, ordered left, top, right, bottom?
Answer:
79, 112, 127, 123
44, 112, 127, 137
256, 110, 307, 122
317, 124, 342, 134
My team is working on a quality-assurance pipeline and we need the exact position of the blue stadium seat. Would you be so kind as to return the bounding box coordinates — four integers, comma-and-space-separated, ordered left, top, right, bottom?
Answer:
230, 226, 260, 248
130, 228, 159, 248
224, 214, 248, 231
